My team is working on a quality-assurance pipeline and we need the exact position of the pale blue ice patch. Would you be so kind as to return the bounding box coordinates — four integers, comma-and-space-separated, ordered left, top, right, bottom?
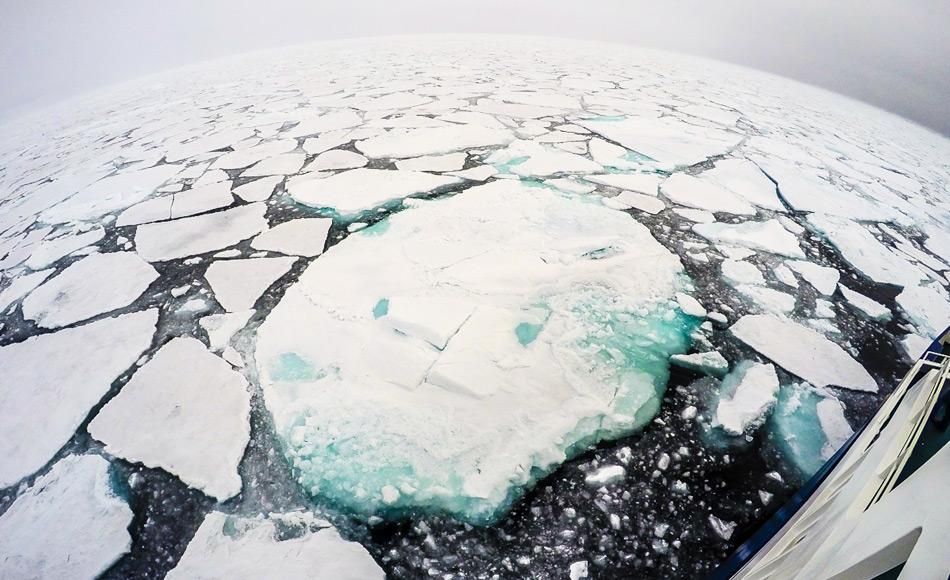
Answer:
372, 298, 389, 319
768, 384, 830, 479
269, 352, 325, 382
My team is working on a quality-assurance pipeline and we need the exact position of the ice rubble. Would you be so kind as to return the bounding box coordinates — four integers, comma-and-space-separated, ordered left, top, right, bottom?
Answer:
839, 285, 891, 321
287, 168, 461, 217
770, 384, 853, 477
135, 203, 269, 261
204, 257, 298, 312
712, 361, 780, 436
88, 337, 251, 501
21, 252, 156, 329
257, 180, 697, 522
167, 511, 384, 580
730, 315, 876, 392
0, 455, 133, 579
0, 309, 157, 488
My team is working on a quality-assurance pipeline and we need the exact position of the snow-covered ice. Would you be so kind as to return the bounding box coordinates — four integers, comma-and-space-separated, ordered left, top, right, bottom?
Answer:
22, 252, 158, 328
135, 203, 269, 261
257, 179, 694, 522
205, 257, 298, 311
287, 168, 461, 217
0, 455, 133, 579
670, 351, 729, 377
167, 511, 384, 580
786, 260, 840, 296
88, 337, 251, 501
0, 310, 157, 488
251, 218, 332, 257
660, 173, 755, 215
730, 315, 877, 392
712, 361, 780, 435
0, 268, 54, 313
839, 285, 891, 321
693, 219, 805, 258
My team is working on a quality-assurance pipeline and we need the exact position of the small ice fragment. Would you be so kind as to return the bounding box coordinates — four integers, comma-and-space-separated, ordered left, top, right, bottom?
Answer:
670, 351, 728, 377
585, 465, 626, 487
759, 490, 773, 505
708, 514, 737, 540
569, 560, 589, 580
657, 453, 671, 471
675, 292, 707, 317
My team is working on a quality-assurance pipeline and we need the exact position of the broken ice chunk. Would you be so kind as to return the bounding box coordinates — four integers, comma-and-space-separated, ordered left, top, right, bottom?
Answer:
708, 514, 737, 540
0, 268, 54, 312
382, 296, 474, 350
205, 257, 297, 311
116, 180, 234, 227
670, 351, 729, 377
839, 285, 890, 321
693, 219, 805, 258
87, 338, 252, 501
395, 152, 467, 172
166, 511, 384, 580
585, 465, 626, 486
0, 455, 133, 579
730, 315, 876, 392
675, 292, 707, 317
770, 383, 853, 477
712, 361, 780, 435
200, 310, 254, 351
786, 260, 840, 296
701, 158, 786, 211
584, 173, 662, 195
233, 176, 282, 202
305, 149, 369, 172
251, 218, 333, 258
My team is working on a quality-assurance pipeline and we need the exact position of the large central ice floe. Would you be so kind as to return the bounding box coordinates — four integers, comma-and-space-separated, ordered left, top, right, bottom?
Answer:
256, 179, 698, 523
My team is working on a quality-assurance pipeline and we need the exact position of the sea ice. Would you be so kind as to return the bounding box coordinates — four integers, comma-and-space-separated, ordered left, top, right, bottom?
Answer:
251, 218, 332, 257
660, 173, 756, 215
116, 180, 234, 226
670, 351, 728, 377
712, 361, 780, 435
895, 283, 950, 337
205, 257, 298, 311
486, 139, 602, 176
806, 214, 924, 286
585, 465, 626, 487
135, 203, 269, 261
256, 180, 694, 523
770, 384, 853, 477
305, 149, 369, 172
356, 124, 514, 158
0, 268, 54, 313
87, 337, 251, 500
200, 310, 254, 351
786, 260, 840, 296
395, 152, 467, 172
606, 191, 665, 214
0, 309, 157, 488
233, 176, 282, 202
730, 315, 876, 392
22, 251, 158, 328
700, 158, 786, 211
24, 226, 105, 269
721, 260, 765, 286
167, 511, 384, 580
839, 285, 891, 321
0, 455, 133, 579
287, 168, 461, 217
243, 153, 306, 177
693, 219, 805, 258
583, 173, 662, 195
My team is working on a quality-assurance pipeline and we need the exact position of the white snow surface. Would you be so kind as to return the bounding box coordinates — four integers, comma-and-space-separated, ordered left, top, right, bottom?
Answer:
693, 220, 805, 258
88, 337, 251, 501
0, 455, 133, 580
22, 251, 158, 328
251, 218, 332, 257
205, 257, 298, 311
167, 511, 384, 580
713, 361, 780, 435
256, 179, 691, 522
287, 168, 461, 217
730, 315, 877, 392
660, 173, 756, 215
0, 310, 158, 488
135, 203, 269, 261
839, 285, 891, 321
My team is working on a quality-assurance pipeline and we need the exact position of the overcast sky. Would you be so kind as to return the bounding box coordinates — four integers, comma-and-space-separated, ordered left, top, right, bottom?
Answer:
2, 0, 948, 135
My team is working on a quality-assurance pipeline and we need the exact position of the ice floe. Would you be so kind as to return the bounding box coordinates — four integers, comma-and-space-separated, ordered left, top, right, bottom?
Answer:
22, 252, 158, 328
135, 203, 269, 261
712, 361, 780, 435
0, 310, 157, 488
116, 180, 234, 226
88, 337, 251, 500
287, 168, 461, 217
730, 315, 876, 392
257, 179, 693, 522
167, 511, 384, 579
770, 383, 853, 477
786, 260, 840, 296
0, 455, 133, 579
839, 285, 891, 321
251, 218, 333, 257
0, 268, 54, 313
693, 219, 805, 258
670, 351, 728, 377
356, 125, 514, 158
660, 173, 756, 215
205, 257, 298, 312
